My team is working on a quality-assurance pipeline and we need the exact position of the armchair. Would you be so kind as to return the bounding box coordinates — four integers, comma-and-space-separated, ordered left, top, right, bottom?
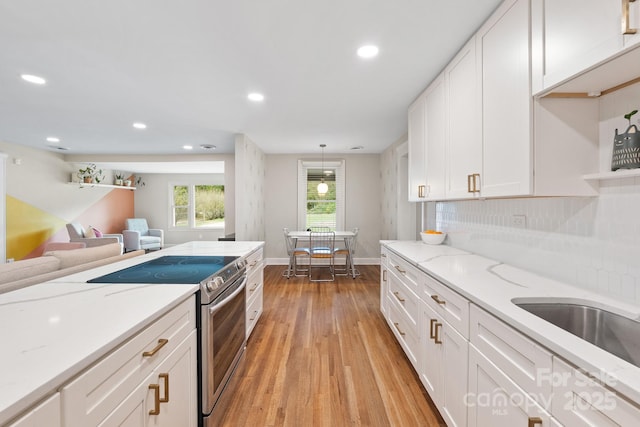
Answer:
123, 218, 163, 252
66, 223, 123, 250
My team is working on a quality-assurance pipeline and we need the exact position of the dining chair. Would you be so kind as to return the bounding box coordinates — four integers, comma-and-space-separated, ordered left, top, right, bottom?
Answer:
309, 230, 335, 282
334, 227, 359, 277
282, 228, 309, 278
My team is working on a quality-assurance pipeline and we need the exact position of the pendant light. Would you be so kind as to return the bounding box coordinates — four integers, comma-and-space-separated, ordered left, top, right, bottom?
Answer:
317, 144, 328, 195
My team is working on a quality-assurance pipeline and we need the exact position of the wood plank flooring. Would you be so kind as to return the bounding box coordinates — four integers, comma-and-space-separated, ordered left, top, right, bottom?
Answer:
216, 265, 446, 426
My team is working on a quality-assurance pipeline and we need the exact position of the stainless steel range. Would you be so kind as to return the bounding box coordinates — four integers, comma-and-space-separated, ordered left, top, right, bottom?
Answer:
88, 255, 248, 427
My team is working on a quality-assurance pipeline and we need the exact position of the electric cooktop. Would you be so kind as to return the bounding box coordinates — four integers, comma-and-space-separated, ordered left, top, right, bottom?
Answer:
87, 255, 239, 284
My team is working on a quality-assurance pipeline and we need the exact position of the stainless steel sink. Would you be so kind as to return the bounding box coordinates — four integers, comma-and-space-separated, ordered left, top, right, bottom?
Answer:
514, 301, 640, 368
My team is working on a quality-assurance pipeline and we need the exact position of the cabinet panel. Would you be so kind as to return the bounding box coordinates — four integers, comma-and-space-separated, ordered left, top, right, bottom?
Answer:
246, 284, 263, 338
422, 273, 469, 339
387, 298, 420, 369
8, 393, 61, 427
380, 248, 389, 315
446, 37, 481, 200
424, 74, 447, 200
408, 95, 427, 201
388, 269, 421, 329
386, 251, 420, 295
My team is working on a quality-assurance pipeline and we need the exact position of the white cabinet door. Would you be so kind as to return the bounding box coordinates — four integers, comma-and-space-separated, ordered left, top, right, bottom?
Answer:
533, 0, 623, 92
468, 345, 551, 427
424, 73, 447, 200
8, 393, 61, 427
420, 302, 442, 400
408, 94, 427, 201
478, 0, 532, 197
446, 37, 482, 199
380, 248, 389, 315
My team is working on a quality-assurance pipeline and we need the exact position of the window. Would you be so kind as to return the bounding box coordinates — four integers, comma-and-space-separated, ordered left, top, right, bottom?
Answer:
171, 184, 225, 229
298, 160, 345, 231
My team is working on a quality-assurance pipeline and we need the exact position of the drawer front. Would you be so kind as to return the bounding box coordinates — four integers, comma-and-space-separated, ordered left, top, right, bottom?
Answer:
387, 250, 421, 295
552, 357, 640, 427
387, 268, 421, 331
246, 267, 263, 304
387, 300, 420, 369
422, 273, 469, 338
470, 304, 552, 408
246, 285, 263, 338
61, 296, 196, 426
245, 247, 264, 274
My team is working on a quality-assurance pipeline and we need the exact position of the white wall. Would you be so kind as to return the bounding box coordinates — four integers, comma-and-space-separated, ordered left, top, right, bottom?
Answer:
264, 152, 381, 264
234, 134, 265, 241
0, 153, 6, 262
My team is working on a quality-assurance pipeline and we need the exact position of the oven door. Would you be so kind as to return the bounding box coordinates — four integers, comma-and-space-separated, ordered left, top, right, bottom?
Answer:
201, 274, 247, 418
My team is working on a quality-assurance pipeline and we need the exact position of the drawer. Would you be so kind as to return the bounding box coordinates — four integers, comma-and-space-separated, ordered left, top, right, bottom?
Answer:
387, 250, 421, 295
387, 300, 420, 369
246, 284, 263, 338
422, 273, 469, 338
246, 268, 263, 304
387, 270, 421, 330
61, 296, 196, 426
552, 357, 640, 427
470, 304, 552, 408
245, 247, 264, 273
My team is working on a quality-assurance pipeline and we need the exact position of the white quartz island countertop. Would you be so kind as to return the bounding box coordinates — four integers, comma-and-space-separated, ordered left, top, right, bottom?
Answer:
0, 240, 264, 426
382, 240, 640, 405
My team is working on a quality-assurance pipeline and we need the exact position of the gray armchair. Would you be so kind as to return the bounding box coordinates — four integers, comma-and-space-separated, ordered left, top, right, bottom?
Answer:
66, 223, 123, 249
123, 218, 163, 252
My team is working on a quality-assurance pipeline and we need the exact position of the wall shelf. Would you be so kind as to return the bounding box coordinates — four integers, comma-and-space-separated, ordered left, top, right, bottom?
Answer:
69, 182, 137, 190
583, 169, 640, 181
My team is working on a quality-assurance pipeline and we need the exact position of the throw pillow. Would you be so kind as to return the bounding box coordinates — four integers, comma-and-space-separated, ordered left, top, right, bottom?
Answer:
85, 227, 96, 238
91, 227, 103, 237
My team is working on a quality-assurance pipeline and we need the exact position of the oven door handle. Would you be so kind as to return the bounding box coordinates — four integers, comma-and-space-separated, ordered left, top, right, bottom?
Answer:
208, 275, 247, 315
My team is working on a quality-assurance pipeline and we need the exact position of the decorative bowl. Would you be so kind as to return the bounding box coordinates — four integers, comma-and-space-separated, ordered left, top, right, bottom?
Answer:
420, 231, 446, 245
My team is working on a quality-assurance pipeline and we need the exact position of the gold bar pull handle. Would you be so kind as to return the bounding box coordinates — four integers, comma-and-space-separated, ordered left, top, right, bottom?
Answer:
431, 295, 446, 305
394, 265, 406, 274
393, 291, 405, 303
159, 373, 169, 403
148, 384, 161, 415
528, 417, 542, 427
382, 270, 387, 282
472, 173, 481, 193
143, 338, 168, 357
434, 322, 443, 344
418, 185, 425, 198
249, 310, 259, 321
429, 318, 437, 339
393, 322, 406, 336
467, 174, 473, 193
622, 0, 638, 35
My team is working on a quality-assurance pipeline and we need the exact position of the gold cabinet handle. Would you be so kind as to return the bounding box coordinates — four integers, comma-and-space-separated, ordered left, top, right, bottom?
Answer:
249, 284, 258, 292
623, 0, 638, 34
249, 310, 259, 321
418, 185, 425, 198
472, 173, 481, 193
159, 373, 169, 403
467, 174, 473, 193
143, 338, 168, 357
393, 291, 405, 303
434, 322, 442, 344
394, 265, 406, 274
249, 260, 257, 267
431, 295, 446, 305
393, 322, 406, 336
381, 253, 387, 258
528, 417, 542, 427
148, 383, 161, 415
382, 270, 387, 282
429, 318, 437, 339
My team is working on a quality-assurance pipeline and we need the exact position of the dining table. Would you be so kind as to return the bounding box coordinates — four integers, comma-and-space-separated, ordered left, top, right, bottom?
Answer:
287, 230, 359, 279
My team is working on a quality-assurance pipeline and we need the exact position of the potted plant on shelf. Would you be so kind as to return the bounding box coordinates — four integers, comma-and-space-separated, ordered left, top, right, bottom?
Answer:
76, 163, 104, 184
114, 171, 125, 186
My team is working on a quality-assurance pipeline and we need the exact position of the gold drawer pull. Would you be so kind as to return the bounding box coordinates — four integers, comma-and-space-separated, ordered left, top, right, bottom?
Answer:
623, 0, 638, 35
429, 318, 437, 339
249, 310, 259, 321
149, 383, 160, 415
143, 338, 168, 357
393, 291, 405, 303
418, 185, 425, 198
528, 417, 542, 427
434, 322, 442, 344
249, 284, 258, 292
382, 270, 387, 282
394, 265, 406, 274
431, 295, 446, 305
381, 253, 387, 257
393, 322, 406, 336
159, 373, 169, 403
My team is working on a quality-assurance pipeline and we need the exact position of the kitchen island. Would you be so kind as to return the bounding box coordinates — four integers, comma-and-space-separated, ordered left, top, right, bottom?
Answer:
0, 241, 264, 427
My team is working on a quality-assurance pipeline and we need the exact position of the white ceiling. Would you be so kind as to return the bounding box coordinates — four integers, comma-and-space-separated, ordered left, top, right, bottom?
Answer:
0, 0, 502, 156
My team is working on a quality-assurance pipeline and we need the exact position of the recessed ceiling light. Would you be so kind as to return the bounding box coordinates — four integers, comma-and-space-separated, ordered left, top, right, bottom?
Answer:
248, 93, 265, 102
46, 137, 60, 143
357, 45, 379, 59
350, 145, 365, 150
21, 74, 46, 85
183, 145, 193, 150
200, 144, 217, 150
132, 122, 147, 129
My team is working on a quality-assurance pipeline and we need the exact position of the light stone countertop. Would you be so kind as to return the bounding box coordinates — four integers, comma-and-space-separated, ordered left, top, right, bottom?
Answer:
0, 240, 264, 426
382, 240, 640, 405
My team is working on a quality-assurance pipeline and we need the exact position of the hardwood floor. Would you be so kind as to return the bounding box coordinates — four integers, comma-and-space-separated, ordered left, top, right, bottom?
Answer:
216, 265, 446, 426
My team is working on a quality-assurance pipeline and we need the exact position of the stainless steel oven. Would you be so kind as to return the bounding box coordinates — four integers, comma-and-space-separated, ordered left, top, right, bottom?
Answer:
200, 263, 247, 427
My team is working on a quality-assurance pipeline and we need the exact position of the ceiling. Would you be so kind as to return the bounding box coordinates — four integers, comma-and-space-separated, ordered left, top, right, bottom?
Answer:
0, 0, 502, 156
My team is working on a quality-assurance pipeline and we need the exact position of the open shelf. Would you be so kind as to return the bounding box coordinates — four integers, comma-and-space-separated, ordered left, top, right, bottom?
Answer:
69, 182, 137, 190
583, 169, 640, 181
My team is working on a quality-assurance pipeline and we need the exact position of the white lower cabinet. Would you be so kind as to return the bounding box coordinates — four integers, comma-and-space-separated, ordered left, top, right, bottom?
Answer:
8, 393, 61, 427
468, 345, 552, 427
380, 247, 389, 316
245, 248, 264, 338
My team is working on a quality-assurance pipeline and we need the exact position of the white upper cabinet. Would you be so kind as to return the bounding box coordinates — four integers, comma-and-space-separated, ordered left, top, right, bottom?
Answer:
445, 37, 482, 200
408, 93, 427, 202
477, 0, 532, 197
532, 0, 640, 95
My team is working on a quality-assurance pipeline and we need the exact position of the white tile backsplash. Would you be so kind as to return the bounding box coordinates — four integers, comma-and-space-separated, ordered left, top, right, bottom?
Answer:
429, 176, 640, 305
